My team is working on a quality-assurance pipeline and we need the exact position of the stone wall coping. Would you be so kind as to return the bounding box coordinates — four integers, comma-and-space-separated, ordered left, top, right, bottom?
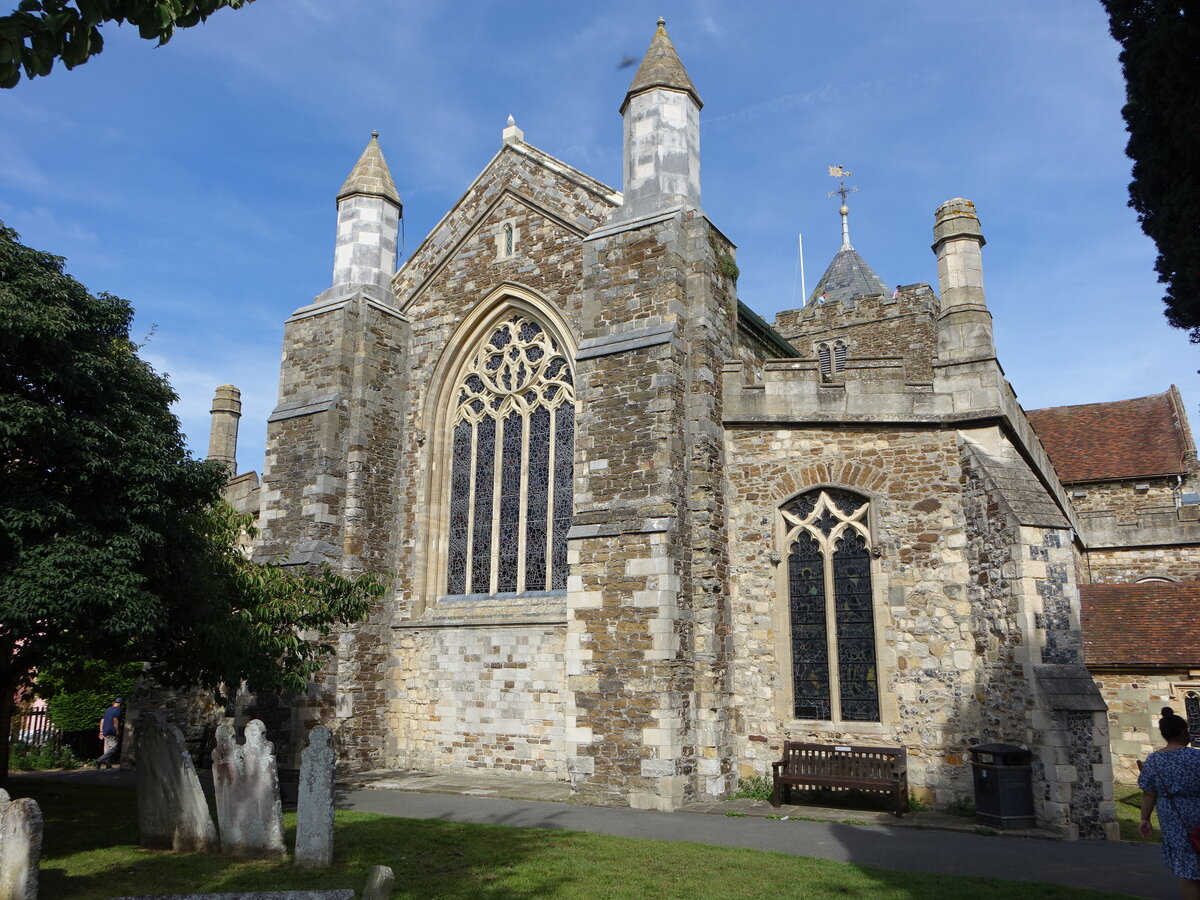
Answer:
584, 204, 683, 242
566, 517, 674, 538
268, 393, 342, 424
289, 286, 404, 323
577, 322, 676, 360
1076, 509, 1200, 549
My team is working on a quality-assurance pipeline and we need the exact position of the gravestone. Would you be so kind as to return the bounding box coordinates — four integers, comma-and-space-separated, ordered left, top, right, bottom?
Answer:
362, 865, 395, 900
136, 712, 219, 853
212, 719, 286, 858
0, 788, 42, 900
294, 725, 335, 868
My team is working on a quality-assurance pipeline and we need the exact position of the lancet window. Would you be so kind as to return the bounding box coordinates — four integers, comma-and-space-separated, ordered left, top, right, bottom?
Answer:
817, 340, 847, 381
445, 314, 574, 596
782, 488, 879, 722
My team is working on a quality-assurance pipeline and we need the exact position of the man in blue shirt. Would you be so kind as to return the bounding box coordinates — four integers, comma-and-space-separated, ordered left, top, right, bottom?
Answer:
94, 698, 122, 770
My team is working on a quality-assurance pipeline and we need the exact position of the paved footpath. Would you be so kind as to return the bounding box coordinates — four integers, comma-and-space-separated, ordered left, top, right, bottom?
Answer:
14, 768, 1176, 899
338, 787, 1174, 899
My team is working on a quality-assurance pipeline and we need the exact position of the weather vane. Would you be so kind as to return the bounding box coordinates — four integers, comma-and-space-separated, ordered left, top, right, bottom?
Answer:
827, 165, 857, 249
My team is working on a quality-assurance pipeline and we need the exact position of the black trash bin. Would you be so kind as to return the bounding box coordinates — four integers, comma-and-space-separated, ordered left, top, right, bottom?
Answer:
969, 743, 1035, 829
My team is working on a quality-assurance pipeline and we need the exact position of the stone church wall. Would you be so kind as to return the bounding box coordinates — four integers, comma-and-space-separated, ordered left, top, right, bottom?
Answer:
390, 625, 567, 776
724, 425, 981, 802
1083, 547, 1200, 583
773, 287, 939, 384
1092, 669, 1200, 783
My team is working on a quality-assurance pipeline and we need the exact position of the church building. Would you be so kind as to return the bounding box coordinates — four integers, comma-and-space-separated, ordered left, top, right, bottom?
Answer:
201, 19, 1134, 839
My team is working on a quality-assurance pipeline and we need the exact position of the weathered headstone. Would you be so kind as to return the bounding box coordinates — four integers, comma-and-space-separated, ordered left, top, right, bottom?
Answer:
212, 719, 286, 858
136, 712, 219, 853
362, 865, 395, 900
294, 725, 335, 868
0, 787, 42, 900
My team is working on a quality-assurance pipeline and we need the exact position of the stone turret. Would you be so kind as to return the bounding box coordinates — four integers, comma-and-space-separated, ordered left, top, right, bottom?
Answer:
612, 17, 702, 222
207, 384, 241, 475
933, 198, 995, 364
332, 132, 402, 289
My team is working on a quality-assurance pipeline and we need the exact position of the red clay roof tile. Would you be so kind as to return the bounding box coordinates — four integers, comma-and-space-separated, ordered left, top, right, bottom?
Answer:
1026, 388, 1192, 483
1080, 582, 1200, 668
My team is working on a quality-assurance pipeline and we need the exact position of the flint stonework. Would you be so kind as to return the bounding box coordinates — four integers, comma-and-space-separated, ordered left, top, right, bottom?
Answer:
294, 725, 335, 867
213, 719, 286, 858
136, 712, 218, 853
0, 788, 42, 900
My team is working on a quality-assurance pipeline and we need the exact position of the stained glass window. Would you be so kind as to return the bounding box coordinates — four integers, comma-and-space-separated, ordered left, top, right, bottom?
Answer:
446, 314, 574, 595
782, 489, 879, 722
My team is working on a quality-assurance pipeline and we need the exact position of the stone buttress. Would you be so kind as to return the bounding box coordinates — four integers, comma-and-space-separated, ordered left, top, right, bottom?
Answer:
256, 134, 408, 767
564, 19, 736, 810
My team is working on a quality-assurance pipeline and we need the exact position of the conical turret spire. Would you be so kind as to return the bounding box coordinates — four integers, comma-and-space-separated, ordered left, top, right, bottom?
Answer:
621, 17, 702, 114
337, 131, 401, 209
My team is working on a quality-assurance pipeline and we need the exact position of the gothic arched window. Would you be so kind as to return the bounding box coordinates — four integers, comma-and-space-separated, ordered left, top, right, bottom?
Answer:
445, 314, 574, 596
782, 488, 879, 722
503, 223, 515, 257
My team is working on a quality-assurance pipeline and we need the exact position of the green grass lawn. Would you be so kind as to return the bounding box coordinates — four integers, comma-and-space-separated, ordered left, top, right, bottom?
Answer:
17, 781, 1139, 900
1114, 782, 1159, 843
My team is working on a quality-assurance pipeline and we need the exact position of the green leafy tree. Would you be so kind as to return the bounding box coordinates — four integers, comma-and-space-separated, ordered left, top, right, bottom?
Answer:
1102, 1, 1200, 341
0, 0, 253, 88
0, 222, 385, 783
38, 658, 140, 731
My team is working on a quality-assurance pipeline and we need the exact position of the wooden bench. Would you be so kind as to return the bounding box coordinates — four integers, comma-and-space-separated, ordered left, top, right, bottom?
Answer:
771, 741, 908, 817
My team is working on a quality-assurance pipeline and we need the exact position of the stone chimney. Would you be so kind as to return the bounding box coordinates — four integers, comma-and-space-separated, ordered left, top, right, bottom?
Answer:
612, 18, 702, 223
933, 198, 995, 364
207, 384, 241, 475
332, 132, 402, 289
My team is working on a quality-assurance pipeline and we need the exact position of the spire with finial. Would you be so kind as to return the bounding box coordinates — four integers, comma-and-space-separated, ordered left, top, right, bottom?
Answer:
332, 132, 402, 289
621, 15, 702, 114
805, 165, 887, 305
337, 131, 401, 208
827, 165, 857, 250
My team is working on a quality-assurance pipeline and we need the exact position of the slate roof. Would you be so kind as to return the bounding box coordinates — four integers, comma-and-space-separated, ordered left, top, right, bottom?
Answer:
806, 246, 889, 306
621, 18, 702, 113
1080, 582, 1200, 668
1026, 387, 1194, 484
337, 133, 401, 207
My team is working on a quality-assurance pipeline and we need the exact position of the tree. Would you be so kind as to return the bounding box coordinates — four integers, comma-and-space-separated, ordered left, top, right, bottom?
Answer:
0, 222, 385, 783
1102, 1, 1200, 341
0, 0, 253, 88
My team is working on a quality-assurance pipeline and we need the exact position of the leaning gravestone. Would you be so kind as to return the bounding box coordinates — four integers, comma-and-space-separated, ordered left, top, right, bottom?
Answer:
213, 719, 286, 858
137, 713, 219, 853
0, 787, 42, 900
294, 725, 335, 868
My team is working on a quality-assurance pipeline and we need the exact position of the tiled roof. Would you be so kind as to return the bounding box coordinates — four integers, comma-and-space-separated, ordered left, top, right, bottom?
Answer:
1026, 388, 1194, 483
1080, 582, 1200, 668
622, 18, 702, 113
806, 247, 889, 306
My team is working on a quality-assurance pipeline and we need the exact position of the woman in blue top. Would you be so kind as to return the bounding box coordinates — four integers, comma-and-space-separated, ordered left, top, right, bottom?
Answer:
1139, 707, 1200, 900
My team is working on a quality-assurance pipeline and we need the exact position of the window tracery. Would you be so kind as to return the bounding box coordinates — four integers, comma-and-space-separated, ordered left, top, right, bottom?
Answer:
782, 488, 879, 722
446, 314, 574, 596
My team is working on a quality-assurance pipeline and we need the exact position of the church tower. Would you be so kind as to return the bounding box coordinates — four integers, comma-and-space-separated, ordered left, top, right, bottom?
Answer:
565, 19, 736, 810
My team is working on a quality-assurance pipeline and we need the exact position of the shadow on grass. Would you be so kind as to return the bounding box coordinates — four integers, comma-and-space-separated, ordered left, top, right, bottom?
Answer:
13, 781, 1143, 900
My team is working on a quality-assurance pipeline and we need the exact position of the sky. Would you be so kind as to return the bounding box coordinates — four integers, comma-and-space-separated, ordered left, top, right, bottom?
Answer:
1, 0, 1195, 474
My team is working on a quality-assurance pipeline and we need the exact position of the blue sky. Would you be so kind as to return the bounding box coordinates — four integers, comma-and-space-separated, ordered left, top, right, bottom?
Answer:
1, 0, 1194, 474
